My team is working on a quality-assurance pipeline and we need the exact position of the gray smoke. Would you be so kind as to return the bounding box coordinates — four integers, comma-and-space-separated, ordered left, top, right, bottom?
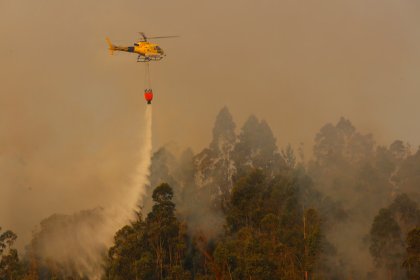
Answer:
28, 106, 153, 279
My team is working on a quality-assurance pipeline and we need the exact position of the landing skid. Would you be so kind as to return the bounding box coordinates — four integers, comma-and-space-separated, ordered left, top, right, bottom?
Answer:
137, 55, 163, 62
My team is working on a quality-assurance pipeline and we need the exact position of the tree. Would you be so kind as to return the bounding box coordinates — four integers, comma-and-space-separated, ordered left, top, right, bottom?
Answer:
310, 118, 377, 200
281, 144, 296, 169
403, 227, 420, 279
227, 170, 266, 232
369, 209, 405, 279
233, 115, 283, 178
146, 183, 187, 279
309, 118, 397, 278
106, 184, 190, 280
194, 107, 237, 202
223, 170, 324, 279
214, 228, 278, 280
389, 194, 420, 234
0, 227, 21, 280
107, 221, 149, 280
209, 107, 236, 154
303, 209, 322, 279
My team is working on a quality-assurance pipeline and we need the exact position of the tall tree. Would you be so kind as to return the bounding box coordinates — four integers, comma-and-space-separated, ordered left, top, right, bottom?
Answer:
107, 183, 190, 280
303, 208, 322, 279
0, 227, 21, 280
194, 107, 237, 201
403, 227, 420, 280
233, 115, 283, 179
370, 209, 405, 279
389, 194, 420, 234
146, 183, 180, 279
227, 170, 266, 232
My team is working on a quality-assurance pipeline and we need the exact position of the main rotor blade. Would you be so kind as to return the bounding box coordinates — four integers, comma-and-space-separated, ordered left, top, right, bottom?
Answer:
146, 35, 179, 39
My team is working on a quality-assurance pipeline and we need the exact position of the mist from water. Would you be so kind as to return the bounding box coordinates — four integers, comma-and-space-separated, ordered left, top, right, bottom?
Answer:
29, 106, 153, 279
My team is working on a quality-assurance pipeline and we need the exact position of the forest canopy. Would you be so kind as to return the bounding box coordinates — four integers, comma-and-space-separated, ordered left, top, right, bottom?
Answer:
2, 107, 420, 280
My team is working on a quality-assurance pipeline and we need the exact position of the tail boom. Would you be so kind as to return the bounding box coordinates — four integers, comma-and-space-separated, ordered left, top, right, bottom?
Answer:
106, 37, 131, 55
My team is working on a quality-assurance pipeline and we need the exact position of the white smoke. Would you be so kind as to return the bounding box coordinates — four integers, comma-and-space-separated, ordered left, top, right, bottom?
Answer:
30, 106, 153, 279
94, 105, 153, 277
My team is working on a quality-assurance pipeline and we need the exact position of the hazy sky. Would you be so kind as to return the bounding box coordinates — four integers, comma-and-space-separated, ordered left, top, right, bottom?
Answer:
1, 0, 420, 243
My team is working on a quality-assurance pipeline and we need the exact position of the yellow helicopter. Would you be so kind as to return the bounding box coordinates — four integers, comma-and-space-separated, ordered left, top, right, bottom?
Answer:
106, 32, 178, 62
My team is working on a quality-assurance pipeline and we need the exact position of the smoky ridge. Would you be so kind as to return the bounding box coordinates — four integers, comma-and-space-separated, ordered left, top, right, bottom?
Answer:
109, 107, 420, 279
2, 1, 420, 279
2, 106, 420, 279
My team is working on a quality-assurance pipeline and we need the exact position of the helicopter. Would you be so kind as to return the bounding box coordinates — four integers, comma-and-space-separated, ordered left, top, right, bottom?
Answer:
106, 32, 178, 62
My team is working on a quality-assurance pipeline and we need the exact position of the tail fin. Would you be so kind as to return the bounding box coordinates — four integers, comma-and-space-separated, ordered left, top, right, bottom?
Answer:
106, 37, 115, 55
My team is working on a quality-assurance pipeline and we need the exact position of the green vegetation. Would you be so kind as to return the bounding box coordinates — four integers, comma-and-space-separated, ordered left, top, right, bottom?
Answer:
104, 170, 323, 280
2, 107, 420, 279
0, 227, 21, 280
105, 183, 189, 280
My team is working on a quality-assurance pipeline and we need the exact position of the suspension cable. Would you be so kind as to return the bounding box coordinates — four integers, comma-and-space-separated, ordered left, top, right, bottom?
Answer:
144, 62, 152, 89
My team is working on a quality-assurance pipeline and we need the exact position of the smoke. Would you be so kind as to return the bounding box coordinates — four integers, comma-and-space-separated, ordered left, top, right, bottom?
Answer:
29, 106, 153, 279
1, 0, 419, 278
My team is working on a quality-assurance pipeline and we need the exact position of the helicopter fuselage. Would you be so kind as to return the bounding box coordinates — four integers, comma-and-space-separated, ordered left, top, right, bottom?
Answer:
127, 41, 164, 57
106, 38, 165, 61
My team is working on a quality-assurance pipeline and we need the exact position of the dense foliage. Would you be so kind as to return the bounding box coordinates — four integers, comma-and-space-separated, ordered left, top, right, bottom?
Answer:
0, 227, 21, 280
105, 183, 189, 280
2, 107, 420, 279
105, 169, 323, 280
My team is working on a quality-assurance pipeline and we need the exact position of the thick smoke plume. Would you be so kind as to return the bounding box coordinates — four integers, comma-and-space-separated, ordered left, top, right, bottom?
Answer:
29, 107, 153, 279
1, 1, 420, 279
